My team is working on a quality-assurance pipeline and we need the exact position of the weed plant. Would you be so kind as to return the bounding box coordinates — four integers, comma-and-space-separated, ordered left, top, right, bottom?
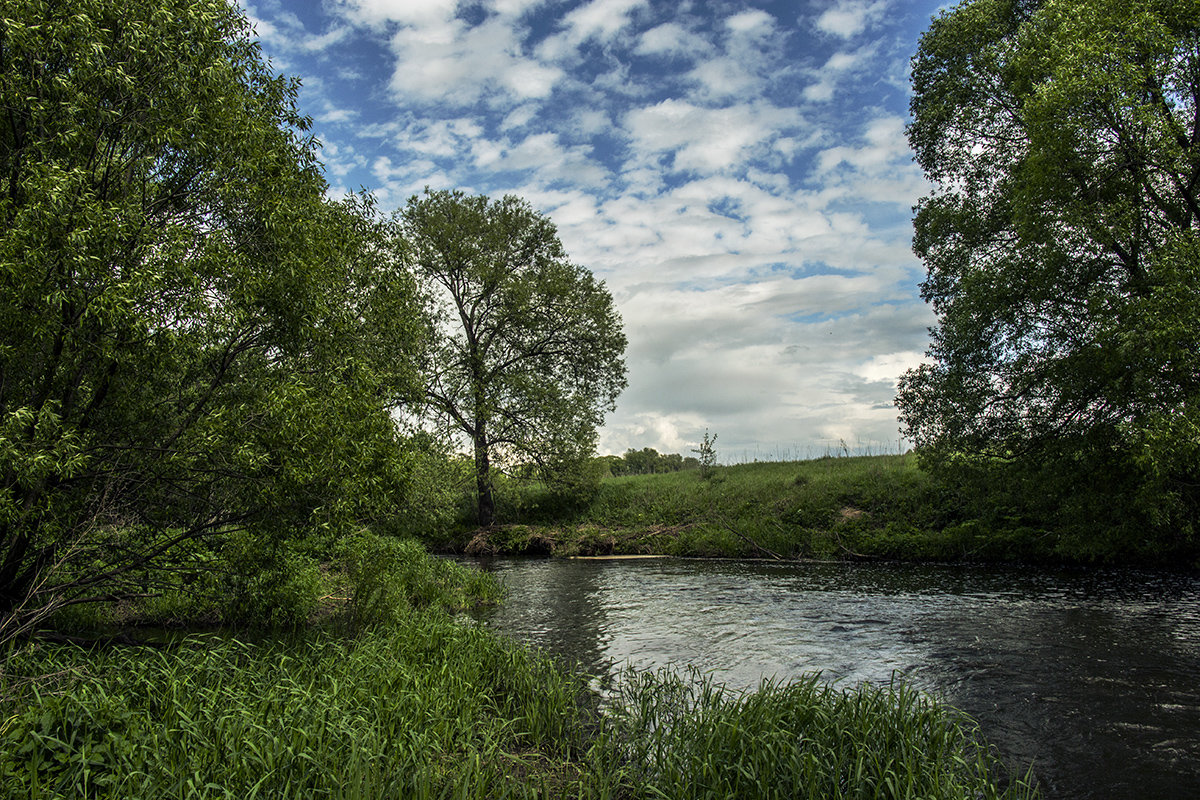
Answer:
1, 627, 1038, 799
610, 668, 1038, 800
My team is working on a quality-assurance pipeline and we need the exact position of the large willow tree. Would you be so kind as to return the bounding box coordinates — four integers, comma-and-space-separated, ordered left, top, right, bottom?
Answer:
897, 0, 1200, 553
0, 0, 425, 621
400, 190, 627, 526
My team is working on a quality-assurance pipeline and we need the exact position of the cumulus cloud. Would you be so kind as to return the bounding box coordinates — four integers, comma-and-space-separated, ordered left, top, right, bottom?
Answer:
248, 0, 943, 458
635, 22, 709, 58
557, 0, 648, 44
802, 42, 879, 101
328, 0, 458, 28
386, 17, 563, 105
624, 101, 801, 174
814, 0, 893, 39
726, 9, 775, 36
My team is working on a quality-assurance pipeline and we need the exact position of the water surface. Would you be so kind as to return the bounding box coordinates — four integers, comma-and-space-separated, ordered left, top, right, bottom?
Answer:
467, 557, 1200, 800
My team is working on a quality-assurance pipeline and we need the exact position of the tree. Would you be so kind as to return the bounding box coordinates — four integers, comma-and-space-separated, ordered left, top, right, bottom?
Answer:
622, 447, 661, 476
692, 430, 718, 480
0, 0, 426, 624
896, 0, 1200, 548
400, 190, 627, 526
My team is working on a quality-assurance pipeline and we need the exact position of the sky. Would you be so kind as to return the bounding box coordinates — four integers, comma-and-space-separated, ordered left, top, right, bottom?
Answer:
244, 0, 948, 462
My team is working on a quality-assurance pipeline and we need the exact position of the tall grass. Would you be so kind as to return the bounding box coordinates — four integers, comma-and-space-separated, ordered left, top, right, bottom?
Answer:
0, 616, 604, 799
611, 668, 1037, 800
2, 626, 1038, 799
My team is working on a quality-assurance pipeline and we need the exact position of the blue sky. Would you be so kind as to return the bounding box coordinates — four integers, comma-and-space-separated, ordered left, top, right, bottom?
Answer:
245, 0, 947, 461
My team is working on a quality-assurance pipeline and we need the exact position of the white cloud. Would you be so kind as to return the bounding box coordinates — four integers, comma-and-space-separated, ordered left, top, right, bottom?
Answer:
248, 0, 945, 458
491, 0, 547, 16
802, 43, 878, 102
243, 2, 349, 54
855, 351, 929, 384
688, 57, 760, 99
635, 22, 708, 58
816, 114, 908, 169
726, 10, 775, 35
329, 0, 457, 28
570, 108, 613, 136
814, 1, 893, 39
300, 26, 353, 52
558, 0, 647, 45
386, 17, 564, 105
472, 132, 610, 188
322, 0, 567, 107
381, 118, 486, 159
624, 100, 801, 174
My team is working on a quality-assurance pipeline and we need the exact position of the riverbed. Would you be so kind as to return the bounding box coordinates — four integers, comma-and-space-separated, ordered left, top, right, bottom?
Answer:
466, 557, 1200, 800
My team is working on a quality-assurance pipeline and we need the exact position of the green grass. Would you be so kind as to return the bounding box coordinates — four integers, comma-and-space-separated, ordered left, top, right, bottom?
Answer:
1, 622, 1037, 799
43, 531, 505, 635
611, 667, 1037, 800
452, 454, 1056, 562
0, 617, 604, 799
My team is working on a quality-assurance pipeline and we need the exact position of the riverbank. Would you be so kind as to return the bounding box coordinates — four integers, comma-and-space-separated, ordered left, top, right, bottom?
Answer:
440, 454, 1199, 568
3, 542, 1038, 799
2, 621, 1037, 799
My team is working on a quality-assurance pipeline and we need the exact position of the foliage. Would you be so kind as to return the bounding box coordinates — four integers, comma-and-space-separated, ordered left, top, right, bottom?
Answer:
692, 429, 719, 480
377, 435, 477, 540
333, 532, 501, 632
0, 0, 426, 625
0, 624, 1035, 799
605, 448, 701, 477
611, 668, 1038, 800
211, 531, 321, 631
897, 0, 1200, 553
400, 190, 627, 526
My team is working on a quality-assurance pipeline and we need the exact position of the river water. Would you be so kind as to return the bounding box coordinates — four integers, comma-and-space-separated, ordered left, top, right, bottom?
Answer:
465, 557, 1200, 800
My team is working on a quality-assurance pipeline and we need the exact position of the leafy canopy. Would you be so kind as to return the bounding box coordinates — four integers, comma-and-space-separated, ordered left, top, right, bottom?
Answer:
897, 0, 1200, 551
400, 190, 627, 526
0, 0, 425, 620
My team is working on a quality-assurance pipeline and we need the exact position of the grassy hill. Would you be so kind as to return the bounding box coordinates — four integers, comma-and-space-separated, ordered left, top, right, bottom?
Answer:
445, 454, 1057, 563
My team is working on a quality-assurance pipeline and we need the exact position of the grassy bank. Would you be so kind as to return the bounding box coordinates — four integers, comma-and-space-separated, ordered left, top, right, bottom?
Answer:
1, 538, 1039, 798
446, 454, 1067, 563
2, 620, 1036, 799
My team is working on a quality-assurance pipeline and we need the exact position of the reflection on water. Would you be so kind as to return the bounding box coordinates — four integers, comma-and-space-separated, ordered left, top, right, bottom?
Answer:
466, 557, 1200, 800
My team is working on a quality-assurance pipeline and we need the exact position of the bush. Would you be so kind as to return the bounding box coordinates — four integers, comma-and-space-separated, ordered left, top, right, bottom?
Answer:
335, 532, 501, 632
213, 532, 321, 630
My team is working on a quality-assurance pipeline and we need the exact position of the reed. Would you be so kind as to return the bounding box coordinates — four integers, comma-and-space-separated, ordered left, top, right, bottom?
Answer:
2, 625, 1037, 799
1, 615, 607, 799
610, 667, 1038, 800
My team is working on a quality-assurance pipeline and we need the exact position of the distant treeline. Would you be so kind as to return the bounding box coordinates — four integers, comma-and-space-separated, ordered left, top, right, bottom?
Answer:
599, 448, 700, 476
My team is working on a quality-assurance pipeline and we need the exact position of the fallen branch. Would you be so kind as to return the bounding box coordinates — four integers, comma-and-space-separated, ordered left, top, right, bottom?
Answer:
716, 518, 785, 561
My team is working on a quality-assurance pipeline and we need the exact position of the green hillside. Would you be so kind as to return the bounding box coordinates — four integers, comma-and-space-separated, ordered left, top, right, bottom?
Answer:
445, 454, 1063, 563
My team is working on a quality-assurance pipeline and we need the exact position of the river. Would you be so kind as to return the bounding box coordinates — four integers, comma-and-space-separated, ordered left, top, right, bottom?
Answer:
465, 557, 1200, 799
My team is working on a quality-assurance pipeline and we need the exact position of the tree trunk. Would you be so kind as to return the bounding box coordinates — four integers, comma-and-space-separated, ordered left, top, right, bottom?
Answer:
473, 429, 495, 527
